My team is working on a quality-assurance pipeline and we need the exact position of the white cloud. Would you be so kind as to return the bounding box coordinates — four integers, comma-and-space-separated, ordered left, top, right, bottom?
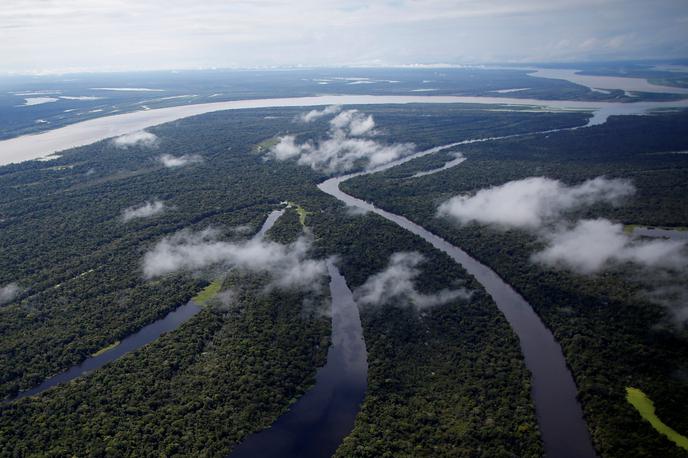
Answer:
532, 219, 687, 274
354, 252, 472, 309
122, 200, 167, 222
644, 285, 688, 325
21, 97, 58, 106
298, 105, 341, 123
330, 110, 376, 136
0, 283, 21, 305
267, 109, 414, 173
157, 153, 203, 168
438, 177, 635, 229
142, 228, 328, 291
59, 95, 103, 100
112, 130, 159, 149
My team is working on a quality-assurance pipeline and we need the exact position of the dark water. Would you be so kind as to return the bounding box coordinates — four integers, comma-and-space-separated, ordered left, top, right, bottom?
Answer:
255, 209, 285, 239
632, 226, 688, 240
318, 157, 597, 458
7, 210, 284, 402
229, 261, 367, 458
10, 301, 202, 401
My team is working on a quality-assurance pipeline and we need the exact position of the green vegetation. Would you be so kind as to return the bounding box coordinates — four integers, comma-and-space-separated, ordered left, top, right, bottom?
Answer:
193, 279, 223, 305
343, 109, 688, 457
0, 272, 331, 456
0, 108, 320, 399
288, 201, 311, 227
91, 340, 120, 357
626, 387, 688, 451
623, 224, 638, 235
311, 206, 542, 457
251, 136, 281, 154
0, 105, 585, 455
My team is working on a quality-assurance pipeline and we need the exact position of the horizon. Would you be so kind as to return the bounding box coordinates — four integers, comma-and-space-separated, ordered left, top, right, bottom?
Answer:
2, 0, 688, 75
2, 58, 688, 78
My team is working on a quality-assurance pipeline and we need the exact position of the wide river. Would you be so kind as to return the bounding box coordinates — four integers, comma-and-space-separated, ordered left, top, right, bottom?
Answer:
5, 91, 684, 455
318, 150, 598, 458
527, 68, 688, 95
2, 93, 688, 165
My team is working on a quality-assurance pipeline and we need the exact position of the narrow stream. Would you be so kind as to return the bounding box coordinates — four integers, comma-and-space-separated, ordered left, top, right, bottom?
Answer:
318, 146, 598, 458
631, 226, 688, 240
229, 260, 367, 458
6, 210, 284, 402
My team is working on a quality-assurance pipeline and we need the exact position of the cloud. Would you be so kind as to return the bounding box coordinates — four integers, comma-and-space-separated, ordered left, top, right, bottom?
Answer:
0, 283, 20, 305
157, 153, 204, 168
20, 97, 59, 106
644, 285, 688, 326
214, 289, 237, 311
298, 105, 341, 122
532, 219, 687, 274
437, 176, 635, 229
122, 200, 166, 222
345, 204, 369, 217
354, 252, 472, 309
112, 130, 159, 149
330, 110, 376, 136
267, 109, 414, 173
142, 228, 328, 291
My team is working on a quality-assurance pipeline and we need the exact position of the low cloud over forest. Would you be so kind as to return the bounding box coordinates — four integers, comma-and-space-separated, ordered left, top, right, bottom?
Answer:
122, 200, 167, 222
267, 107, 414, 174
112, 130, 159, 149
354, 252, 472, 309
142, 228, 328, 291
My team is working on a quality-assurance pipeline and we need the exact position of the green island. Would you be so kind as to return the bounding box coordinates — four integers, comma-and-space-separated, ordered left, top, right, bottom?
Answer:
287, 201, 312, 227
193, 279, 223, 305
91, 341, 120, 357
626, 387, 688, 451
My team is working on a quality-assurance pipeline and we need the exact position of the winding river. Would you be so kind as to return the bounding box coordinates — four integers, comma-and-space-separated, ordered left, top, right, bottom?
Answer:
318, 149, 598, 458
229, 261, 367, 458
4, 92, 686, 454
2, 94, 688, 165
6, 210, 284, 402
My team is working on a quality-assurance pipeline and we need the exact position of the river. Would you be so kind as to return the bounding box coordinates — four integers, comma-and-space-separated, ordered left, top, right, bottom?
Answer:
6, 209, 285, 402
318, 150, 598, 458
631, 226, 688, 240
4, 90, 681, 454
2, 94, 688, 165
229, 261, 367, 458
527, 68, 688, 95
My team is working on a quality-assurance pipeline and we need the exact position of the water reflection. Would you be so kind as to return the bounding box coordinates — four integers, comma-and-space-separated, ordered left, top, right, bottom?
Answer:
229, 261, 367, 458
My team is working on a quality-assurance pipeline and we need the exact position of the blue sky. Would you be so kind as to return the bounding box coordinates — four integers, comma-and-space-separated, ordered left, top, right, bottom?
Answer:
1, 0, 687, 74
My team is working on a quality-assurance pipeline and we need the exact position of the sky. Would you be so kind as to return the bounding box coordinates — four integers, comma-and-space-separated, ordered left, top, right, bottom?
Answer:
1, 0, 687, 74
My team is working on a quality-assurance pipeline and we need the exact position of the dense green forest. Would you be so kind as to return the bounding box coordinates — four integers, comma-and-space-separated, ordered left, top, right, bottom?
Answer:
309, 208, 541, 457
0, 104, 587, 400
0, 105, 589, 455
5, 104, 685, 456
343, 109, 688, 457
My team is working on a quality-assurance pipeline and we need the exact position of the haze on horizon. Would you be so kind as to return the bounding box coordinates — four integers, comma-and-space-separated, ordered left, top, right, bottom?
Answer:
2, 0, 688, 75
